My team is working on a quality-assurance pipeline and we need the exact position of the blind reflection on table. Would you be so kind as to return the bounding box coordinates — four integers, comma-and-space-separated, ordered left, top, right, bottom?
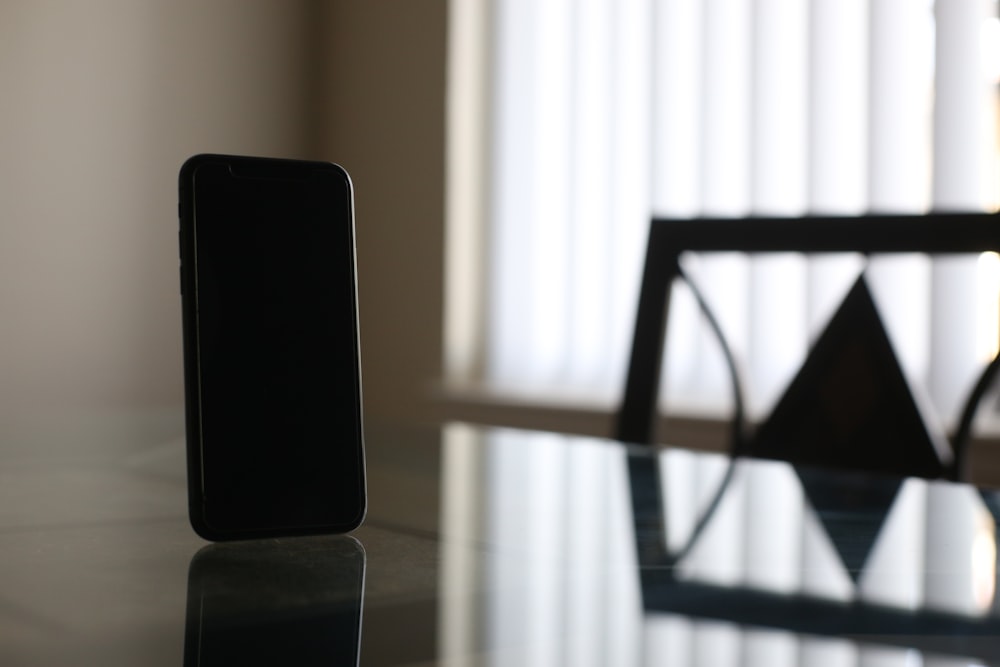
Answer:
439, 424, 1000, 666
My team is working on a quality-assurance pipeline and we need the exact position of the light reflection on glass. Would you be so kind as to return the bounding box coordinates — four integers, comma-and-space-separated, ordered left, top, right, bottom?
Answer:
439, 427, 1000, 665
858, 480, 925, 612
972, 511, 997, 612
922, 484, 998, 616
986, 14, 1000, 80
440, 427, 642, 666
642, 615, 936, 667
660, 450, 1000, 620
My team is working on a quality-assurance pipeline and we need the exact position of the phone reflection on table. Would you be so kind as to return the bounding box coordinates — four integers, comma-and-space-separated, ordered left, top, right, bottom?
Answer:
183, 535, 365, 666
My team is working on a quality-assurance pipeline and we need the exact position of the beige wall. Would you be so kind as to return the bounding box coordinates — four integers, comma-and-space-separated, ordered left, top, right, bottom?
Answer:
0, 1, 446, 422
314, 2, 447, 422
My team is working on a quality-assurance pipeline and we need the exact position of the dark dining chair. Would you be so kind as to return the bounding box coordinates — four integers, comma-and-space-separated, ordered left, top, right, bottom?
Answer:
615, 212, 1000, 480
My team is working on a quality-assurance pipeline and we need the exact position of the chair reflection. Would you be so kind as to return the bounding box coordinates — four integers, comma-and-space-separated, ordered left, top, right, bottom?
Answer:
440, 425, 1000, 665
637, 450, 1000, 661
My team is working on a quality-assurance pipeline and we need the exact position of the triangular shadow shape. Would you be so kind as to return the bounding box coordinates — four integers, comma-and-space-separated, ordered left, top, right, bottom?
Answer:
795, 466, 902, 584
750, 275, 949, 479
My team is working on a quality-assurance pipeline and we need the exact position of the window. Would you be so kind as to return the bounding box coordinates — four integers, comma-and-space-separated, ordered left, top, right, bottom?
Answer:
446, 0, 1000, 433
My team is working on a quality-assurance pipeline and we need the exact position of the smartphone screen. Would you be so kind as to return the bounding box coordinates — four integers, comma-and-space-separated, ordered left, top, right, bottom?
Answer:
179, 154, 365, 540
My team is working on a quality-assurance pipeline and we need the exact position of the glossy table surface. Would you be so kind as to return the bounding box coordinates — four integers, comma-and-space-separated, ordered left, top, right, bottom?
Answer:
3, 408, 1000, 665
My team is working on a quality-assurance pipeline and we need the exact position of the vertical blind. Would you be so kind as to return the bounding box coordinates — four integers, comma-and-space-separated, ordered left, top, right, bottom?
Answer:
480, 0, 1000, 426
443, 4, 1000, 663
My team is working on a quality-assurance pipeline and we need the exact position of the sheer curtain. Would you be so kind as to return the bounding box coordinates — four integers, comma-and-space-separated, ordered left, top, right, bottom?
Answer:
450, 0, 1000, 427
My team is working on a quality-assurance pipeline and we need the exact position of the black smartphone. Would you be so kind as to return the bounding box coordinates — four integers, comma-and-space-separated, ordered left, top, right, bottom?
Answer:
178, 153, 365, 540
183, 536, 366, 666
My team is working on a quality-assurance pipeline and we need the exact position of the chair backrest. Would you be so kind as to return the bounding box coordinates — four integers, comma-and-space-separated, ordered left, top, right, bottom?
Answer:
616, 212, 1000, 479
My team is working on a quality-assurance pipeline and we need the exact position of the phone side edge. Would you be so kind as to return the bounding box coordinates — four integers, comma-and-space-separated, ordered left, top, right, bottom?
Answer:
179, 154, 212, 540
